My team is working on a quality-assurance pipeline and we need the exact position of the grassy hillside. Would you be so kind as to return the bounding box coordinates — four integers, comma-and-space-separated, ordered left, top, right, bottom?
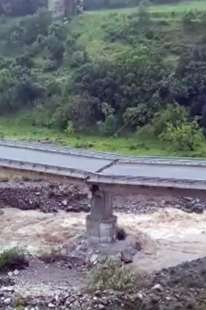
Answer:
1, 0, 206, 157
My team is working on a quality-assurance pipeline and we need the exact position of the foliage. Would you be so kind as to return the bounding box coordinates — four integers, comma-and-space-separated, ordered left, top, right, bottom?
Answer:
160, 120, 204, 151
151, 105, 188, 136
14, 9, 51, 45
89, 258, 143, 292
0, 2, 206, 155
0, 248, 28, 272
0, 0, 46, 16
149, 105, 204, 151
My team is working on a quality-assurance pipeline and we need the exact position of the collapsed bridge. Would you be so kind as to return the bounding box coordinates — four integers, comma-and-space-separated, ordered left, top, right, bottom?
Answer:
1, 140, 206, 243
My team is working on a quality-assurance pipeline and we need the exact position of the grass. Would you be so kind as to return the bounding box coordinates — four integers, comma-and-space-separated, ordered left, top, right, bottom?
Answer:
88, 258, 150, 293
70, 11, 130, 60
69, 0, 206, 61
1, 1, 206, 158
1, 116, 206, 158
86, 0, 206, 15
150, 0, 206, 13
0, 248, 28, 272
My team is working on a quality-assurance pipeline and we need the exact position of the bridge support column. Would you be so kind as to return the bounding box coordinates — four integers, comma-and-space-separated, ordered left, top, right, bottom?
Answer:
86, 185, 117, 243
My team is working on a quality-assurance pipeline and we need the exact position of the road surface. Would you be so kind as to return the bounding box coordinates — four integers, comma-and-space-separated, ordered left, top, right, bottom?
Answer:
1, 140, 206, 188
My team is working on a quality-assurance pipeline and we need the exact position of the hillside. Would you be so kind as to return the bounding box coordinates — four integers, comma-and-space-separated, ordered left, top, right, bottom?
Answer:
1, 0, 206, 156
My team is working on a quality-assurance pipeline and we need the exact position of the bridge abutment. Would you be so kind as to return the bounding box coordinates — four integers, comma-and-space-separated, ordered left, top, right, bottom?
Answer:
86, 185, 117, 243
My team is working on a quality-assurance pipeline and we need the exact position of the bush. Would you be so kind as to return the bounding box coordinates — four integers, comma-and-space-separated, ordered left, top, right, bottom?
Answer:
70, 51, 87, 67
0, 248, 28, 272
151, 105, 187, 136
160, 121, 204, 151
89, 258, 146, 292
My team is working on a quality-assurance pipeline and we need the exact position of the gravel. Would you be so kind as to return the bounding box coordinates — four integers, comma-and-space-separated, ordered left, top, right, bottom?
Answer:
0, 256, 206, 309
0, 182, 89, 213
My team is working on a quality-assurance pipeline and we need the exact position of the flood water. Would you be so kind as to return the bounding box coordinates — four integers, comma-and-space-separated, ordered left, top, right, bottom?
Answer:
0, 208, 206, 272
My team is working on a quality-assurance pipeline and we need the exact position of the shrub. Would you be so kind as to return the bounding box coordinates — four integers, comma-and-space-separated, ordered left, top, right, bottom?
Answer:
89, 258, 146, 292
160, 121, 204, 151
70, 51, 87, 67
151, 105, 187, 136
0, 248, 28, 272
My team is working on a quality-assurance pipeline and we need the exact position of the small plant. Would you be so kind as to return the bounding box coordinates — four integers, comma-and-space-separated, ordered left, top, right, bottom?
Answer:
89, 258, 148, 293
0, 248, 28, 272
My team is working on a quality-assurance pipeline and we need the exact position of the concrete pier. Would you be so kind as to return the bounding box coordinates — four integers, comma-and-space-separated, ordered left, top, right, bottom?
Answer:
86, 185, 117, 243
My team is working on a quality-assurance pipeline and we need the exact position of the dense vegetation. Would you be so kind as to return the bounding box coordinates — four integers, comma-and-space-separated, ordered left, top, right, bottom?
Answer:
1, 0, 206, 156
0, 0, 46, 16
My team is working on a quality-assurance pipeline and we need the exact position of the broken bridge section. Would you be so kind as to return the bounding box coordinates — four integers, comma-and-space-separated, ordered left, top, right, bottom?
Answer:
1, 141, 206, 244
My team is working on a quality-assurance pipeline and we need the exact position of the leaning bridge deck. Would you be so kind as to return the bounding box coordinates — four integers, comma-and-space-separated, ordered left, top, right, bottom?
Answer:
1, 140, 206, 190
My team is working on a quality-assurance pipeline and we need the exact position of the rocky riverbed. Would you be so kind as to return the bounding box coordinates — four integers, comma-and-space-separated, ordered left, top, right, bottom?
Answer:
0, 180, 206, 309
0, 256, 206, 309
0, 180, 206, 215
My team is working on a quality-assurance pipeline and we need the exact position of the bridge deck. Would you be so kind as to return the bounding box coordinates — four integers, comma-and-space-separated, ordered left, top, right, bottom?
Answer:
101, 162, 206, 181
1, 141, 206, 188
0, 144, 110, 173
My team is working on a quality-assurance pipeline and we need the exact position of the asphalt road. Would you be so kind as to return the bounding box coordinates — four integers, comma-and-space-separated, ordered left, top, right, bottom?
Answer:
0, 145, 110, 173
1, 142, 206, 184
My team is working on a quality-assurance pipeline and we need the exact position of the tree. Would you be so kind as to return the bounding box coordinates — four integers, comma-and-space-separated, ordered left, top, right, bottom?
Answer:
0, 0, 47, 16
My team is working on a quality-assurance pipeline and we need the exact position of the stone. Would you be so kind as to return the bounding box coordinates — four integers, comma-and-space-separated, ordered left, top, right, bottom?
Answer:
48, 302, 56, 308
13, 269, 19, 276
137, 292, 144, 300
121, 248, 135, 264
183, 196, 193, 202
3, 297, 11, 305
62, 199, 68, 206
89, 254, 99, 265
151, 284, 164, 292
0, 286, 14, 292
192, 203, 204, 214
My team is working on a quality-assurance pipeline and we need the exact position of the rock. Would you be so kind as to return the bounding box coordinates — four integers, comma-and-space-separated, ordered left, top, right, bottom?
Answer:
137, 292, 144, 300
184, 197, 193, 202
3, 297, 11, 305
0, 286, 14, 292
192, 203, 204, 214
62, 199, 68, 206
13, 269, 19, 276
48, 302, 56, 308
121, 248, 135, 264
89, 254, 99, 265
8, 272, 13, 277
152, 284, 164, 292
